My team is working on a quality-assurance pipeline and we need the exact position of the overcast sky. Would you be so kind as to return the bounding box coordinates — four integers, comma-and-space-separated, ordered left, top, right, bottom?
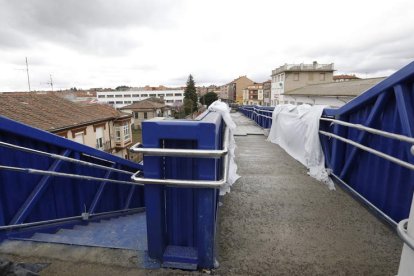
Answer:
1, 0, 413, 91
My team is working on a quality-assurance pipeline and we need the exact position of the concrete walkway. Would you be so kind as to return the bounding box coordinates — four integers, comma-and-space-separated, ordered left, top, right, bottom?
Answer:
215, 112, 402, 275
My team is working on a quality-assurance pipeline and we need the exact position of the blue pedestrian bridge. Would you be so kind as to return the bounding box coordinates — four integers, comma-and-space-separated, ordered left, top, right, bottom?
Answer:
1, 62, 414, 275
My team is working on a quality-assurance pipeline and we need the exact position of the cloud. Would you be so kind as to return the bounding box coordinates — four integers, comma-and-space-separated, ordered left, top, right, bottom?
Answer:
0, 0, 182, 54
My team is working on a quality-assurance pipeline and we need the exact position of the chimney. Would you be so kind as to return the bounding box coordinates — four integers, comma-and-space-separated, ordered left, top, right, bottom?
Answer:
313, 61, 318, 69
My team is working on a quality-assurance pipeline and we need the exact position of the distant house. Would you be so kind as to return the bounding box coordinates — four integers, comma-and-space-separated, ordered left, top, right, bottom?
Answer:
270, 61, 335, 106
242, 83, 264, 105
0, 93, 133, 159
120, 98, 171, 129
282, 77, 386, 107
220, 76, 254, 104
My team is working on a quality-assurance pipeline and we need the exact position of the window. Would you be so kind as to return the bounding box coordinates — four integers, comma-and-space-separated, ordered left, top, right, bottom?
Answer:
115, 127, 121, 142
134, 112, 139, 119
166, 93, 173, 97
124, 101, 132, 104
166, 100, 173, 103
108, 101, 115, 104
293, 73, 299, 81
150, 94, 156, 98
157, 94, 164, 97
115, 94, 122, 98
106, 95, 114, 98
175, 99, 182, 103
123, 94, 131, 97
98, 95, 105, 98
319, 73, 325, 81
96, 127, 104, 150
116, 101, 123, 104
123, 124, 130, 140
141, 94, 148, 97
174, 93, 182, 96
144, 112, 148, 119
74, 132, 84, 144
132, 94, 140, 97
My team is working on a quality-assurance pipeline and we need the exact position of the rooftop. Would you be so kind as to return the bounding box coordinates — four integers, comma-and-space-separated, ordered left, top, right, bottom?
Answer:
0, 93, 130, 132
120, 98, 167, 110
284, 77, 386, 97
272, 61, 334, 75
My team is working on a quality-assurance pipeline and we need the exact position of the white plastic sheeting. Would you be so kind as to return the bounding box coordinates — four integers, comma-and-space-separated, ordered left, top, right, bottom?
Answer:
208, 100, 240, 195
267, 104, 335, 190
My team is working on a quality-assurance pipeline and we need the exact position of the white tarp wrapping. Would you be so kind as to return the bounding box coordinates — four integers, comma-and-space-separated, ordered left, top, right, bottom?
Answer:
267, 104, 335, 190
208, 100, 240, 195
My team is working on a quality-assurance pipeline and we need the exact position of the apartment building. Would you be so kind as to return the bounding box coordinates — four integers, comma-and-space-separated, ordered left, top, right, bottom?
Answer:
242, 83, 264, 105
270, 61, 335, 105
0, 93, 133, 159
96, 89, 184, 109
219, 76, 254, 104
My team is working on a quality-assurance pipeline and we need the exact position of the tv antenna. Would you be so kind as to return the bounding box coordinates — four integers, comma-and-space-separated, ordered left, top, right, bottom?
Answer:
47, 74, 54, 91
14, 57, 32, 92
25, 57, 31, 92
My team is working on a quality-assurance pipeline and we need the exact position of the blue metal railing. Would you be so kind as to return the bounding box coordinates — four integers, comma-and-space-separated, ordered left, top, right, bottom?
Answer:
239, 105, 274, 128
0, 115, 144, 240
319, 61, 414, 224
238, 61, 414, 225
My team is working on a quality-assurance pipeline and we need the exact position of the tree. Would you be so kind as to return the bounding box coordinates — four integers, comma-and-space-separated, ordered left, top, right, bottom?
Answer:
184, 74, 198, 115
199, 92, 218, 107
116, 85, 130, 91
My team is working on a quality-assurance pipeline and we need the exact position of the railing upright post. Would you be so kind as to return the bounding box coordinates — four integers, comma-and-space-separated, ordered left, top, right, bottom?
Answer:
195, 124, 221, 268
142, 133, 166, 260
398, 193, 414, 276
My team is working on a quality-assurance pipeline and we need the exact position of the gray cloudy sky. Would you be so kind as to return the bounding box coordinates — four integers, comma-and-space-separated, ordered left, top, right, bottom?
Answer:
1, 0, 414, 91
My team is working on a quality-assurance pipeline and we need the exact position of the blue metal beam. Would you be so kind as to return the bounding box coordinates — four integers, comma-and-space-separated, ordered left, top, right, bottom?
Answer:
88, 164, 116, 214
394, 83, 414, 162
339, 92, 390, 179
9, 149, 72, 225
124, 186, 136, 209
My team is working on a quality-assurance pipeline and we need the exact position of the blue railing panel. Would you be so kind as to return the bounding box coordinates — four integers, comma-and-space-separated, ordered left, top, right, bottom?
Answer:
142, 111, 222, 269
0, 115, 144, 239
320, 61, 414, 223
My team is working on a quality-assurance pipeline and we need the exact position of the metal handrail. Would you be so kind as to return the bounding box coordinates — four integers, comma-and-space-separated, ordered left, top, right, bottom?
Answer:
131, 127, 230, 188
320, 117, 414, 145
319, 131, 414, 171
0, 141, 133, 175
130, 141, 228, 159
0, 165, 143, 186
397, 219, 414, 251
0, 207, 145, 231
252, 111, 272, 119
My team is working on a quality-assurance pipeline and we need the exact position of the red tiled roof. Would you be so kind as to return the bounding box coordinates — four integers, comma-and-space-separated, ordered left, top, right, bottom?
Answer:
0, 93, 130, 132
120, 98, 167, 110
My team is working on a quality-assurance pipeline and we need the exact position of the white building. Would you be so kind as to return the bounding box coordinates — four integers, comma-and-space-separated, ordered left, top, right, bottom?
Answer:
96, 90, 184, 109
270, 62, 335, 106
